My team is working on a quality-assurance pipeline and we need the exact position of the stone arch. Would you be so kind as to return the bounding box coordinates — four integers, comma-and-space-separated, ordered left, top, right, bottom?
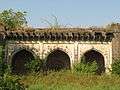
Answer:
45, 49, 71, 71
44, 47, 71, 59
9, 46, 40, 63
82, 49, 105, 74
11, 49, 35, 74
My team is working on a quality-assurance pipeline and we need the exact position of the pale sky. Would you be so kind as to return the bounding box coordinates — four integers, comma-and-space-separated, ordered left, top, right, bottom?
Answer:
0, 0, 120, 27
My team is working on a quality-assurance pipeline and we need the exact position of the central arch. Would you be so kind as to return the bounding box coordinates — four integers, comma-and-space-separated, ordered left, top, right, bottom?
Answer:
11, 49, 35, 74
45, 50, 71, 71
83, 50, 105, 74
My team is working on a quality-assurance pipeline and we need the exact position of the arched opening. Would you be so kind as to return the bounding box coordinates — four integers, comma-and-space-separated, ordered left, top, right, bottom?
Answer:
83, 50, 105, 74
12, 49, 35, 74
45, 50, 70, 71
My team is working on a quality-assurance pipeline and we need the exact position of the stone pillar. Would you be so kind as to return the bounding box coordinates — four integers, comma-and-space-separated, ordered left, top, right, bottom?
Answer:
104, 42, 112, 74
74, 41, 78, 64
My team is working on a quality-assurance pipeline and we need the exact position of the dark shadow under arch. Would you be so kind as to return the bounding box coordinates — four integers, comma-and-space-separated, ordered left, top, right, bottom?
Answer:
45, 50, 71, 71
12, 49, 35, 74
83, 50, 105, 74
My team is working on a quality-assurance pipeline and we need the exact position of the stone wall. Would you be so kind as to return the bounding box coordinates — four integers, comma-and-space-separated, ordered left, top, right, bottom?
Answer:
5, 40, 112, 73
112, 32, 120, 61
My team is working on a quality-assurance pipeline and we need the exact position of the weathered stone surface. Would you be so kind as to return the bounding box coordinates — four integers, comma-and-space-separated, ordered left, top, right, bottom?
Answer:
112, 33, 120, 61
0, 27, 116, 73
5, 40, 112, 73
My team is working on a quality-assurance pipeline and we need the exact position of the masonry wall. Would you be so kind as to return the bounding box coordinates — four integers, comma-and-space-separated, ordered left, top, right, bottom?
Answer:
5, 40, 112, 73
112, 33, 120, 61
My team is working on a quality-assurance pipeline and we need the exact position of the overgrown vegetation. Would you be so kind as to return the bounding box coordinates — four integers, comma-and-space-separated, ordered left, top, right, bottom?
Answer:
25, 59, 43, 73
21, 71, 120, 90
0, 45, 25, 90
112, 59, 120, 75
41, 15, 61, 29
0, 9, 27, 30
0, 8, 120, 90
21, 58, 120, 90
0, 45, 4, 76
74, 61, 98, 74
1, 43, 120, 90
0, 73, 25, 90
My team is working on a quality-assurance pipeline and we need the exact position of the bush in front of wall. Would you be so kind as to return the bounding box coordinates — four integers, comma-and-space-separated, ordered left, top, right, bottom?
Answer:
25, 59, 43, 73
112, 59, 120, 75
0, 45, 25, 90
0, 45, 7, 76
74, 61, 98, 74
0, 73, 25, 90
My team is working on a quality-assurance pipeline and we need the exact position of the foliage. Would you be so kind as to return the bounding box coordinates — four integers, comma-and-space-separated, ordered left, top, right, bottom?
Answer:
0, 9, 27, 30
0, 45, 25, 90
112, 59, 120, 75
0, 63, 8, 77
0, 46, 3, 67
0, 46, 2, 61
0, 73, 25, 90
28, 84, 120, 90
21, 71, 120, 90
25, 59, 43, 73
0, 45, 7, 76
74, 61, 98, 74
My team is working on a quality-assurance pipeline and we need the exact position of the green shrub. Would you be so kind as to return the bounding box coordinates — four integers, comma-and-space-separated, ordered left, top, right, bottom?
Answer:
0, 45, 6, 76
0, 73, 25, 90
25, 59, 43, 73
0, 63, 8, 76
0, 46, 2, 60
112, 59, 120, 75
74, 61, 98, 74
0, 45, 25, 90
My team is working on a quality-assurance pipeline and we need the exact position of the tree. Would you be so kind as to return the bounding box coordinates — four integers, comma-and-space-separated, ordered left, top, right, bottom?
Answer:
0, 9, 27, 31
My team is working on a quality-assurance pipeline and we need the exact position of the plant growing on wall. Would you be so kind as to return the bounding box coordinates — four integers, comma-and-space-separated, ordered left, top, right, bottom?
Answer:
41, 15, 61, 29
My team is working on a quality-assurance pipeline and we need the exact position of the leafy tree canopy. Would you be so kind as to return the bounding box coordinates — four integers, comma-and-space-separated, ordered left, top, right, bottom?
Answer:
0, 9, 27, 31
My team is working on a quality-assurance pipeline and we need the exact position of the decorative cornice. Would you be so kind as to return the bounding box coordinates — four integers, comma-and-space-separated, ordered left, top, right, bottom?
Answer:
0, 28, 114, 42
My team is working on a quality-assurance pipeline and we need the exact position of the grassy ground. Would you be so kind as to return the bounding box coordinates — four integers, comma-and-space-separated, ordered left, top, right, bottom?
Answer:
20, 71, 120, 90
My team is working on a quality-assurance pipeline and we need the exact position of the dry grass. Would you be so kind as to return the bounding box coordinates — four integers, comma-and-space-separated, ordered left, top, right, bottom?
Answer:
20, 71, 120, 90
